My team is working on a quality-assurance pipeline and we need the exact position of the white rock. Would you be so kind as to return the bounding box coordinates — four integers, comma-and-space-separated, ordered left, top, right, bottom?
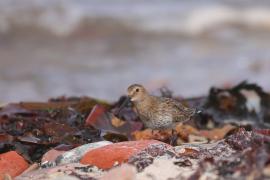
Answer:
55, 141, 112, 165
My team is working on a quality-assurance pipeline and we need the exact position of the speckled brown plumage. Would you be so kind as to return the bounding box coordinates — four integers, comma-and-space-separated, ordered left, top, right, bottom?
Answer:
127, 84, 196, 129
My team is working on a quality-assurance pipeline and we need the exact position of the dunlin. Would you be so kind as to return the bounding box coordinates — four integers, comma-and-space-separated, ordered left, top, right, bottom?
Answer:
120, 84, 198, 129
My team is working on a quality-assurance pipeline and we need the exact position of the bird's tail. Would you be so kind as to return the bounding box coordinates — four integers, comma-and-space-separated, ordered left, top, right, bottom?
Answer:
190, 108, 203, 121
194, 108, 203, 115
181, 108, 202, 124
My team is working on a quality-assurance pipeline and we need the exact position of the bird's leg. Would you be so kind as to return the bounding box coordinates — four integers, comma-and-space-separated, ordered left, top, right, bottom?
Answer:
169, 129, 178, 146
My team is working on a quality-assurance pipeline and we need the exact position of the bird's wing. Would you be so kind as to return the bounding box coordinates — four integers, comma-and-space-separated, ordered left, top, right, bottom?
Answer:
162, 98, 195, 122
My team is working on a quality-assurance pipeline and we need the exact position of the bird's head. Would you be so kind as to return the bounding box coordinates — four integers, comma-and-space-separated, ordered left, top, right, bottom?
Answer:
127, 84, 148, 102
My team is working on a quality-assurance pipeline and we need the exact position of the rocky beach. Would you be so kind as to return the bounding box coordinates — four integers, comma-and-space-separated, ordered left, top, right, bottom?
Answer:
1, 1, 270, 179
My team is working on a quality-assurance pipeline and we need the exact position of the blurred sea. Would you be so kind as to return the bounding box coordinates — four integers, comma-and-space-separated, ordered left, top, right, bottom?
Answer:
1, 0, 270, 102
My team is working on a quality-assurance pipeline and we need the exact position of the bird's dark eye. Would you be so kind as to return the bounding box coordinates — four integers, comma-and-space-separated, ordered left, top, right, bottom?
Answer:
135, 88, 139, 92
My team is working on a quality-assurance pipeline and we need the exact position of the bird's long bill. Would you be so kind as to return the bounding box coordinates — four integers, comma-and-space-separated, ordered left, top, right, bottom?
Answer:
116, 96, 131, 114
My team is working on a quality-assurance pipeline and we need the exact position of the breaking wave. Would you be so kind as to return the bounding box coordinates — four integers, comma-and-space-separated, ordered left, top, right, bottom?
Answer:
1, 0, 270, 37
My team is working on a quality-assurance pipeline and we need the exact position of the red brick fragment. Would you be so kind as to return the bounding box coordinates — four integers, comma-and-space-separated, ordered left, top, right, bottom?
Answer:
80, 140, 169, 169
0, 151, 29, 180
